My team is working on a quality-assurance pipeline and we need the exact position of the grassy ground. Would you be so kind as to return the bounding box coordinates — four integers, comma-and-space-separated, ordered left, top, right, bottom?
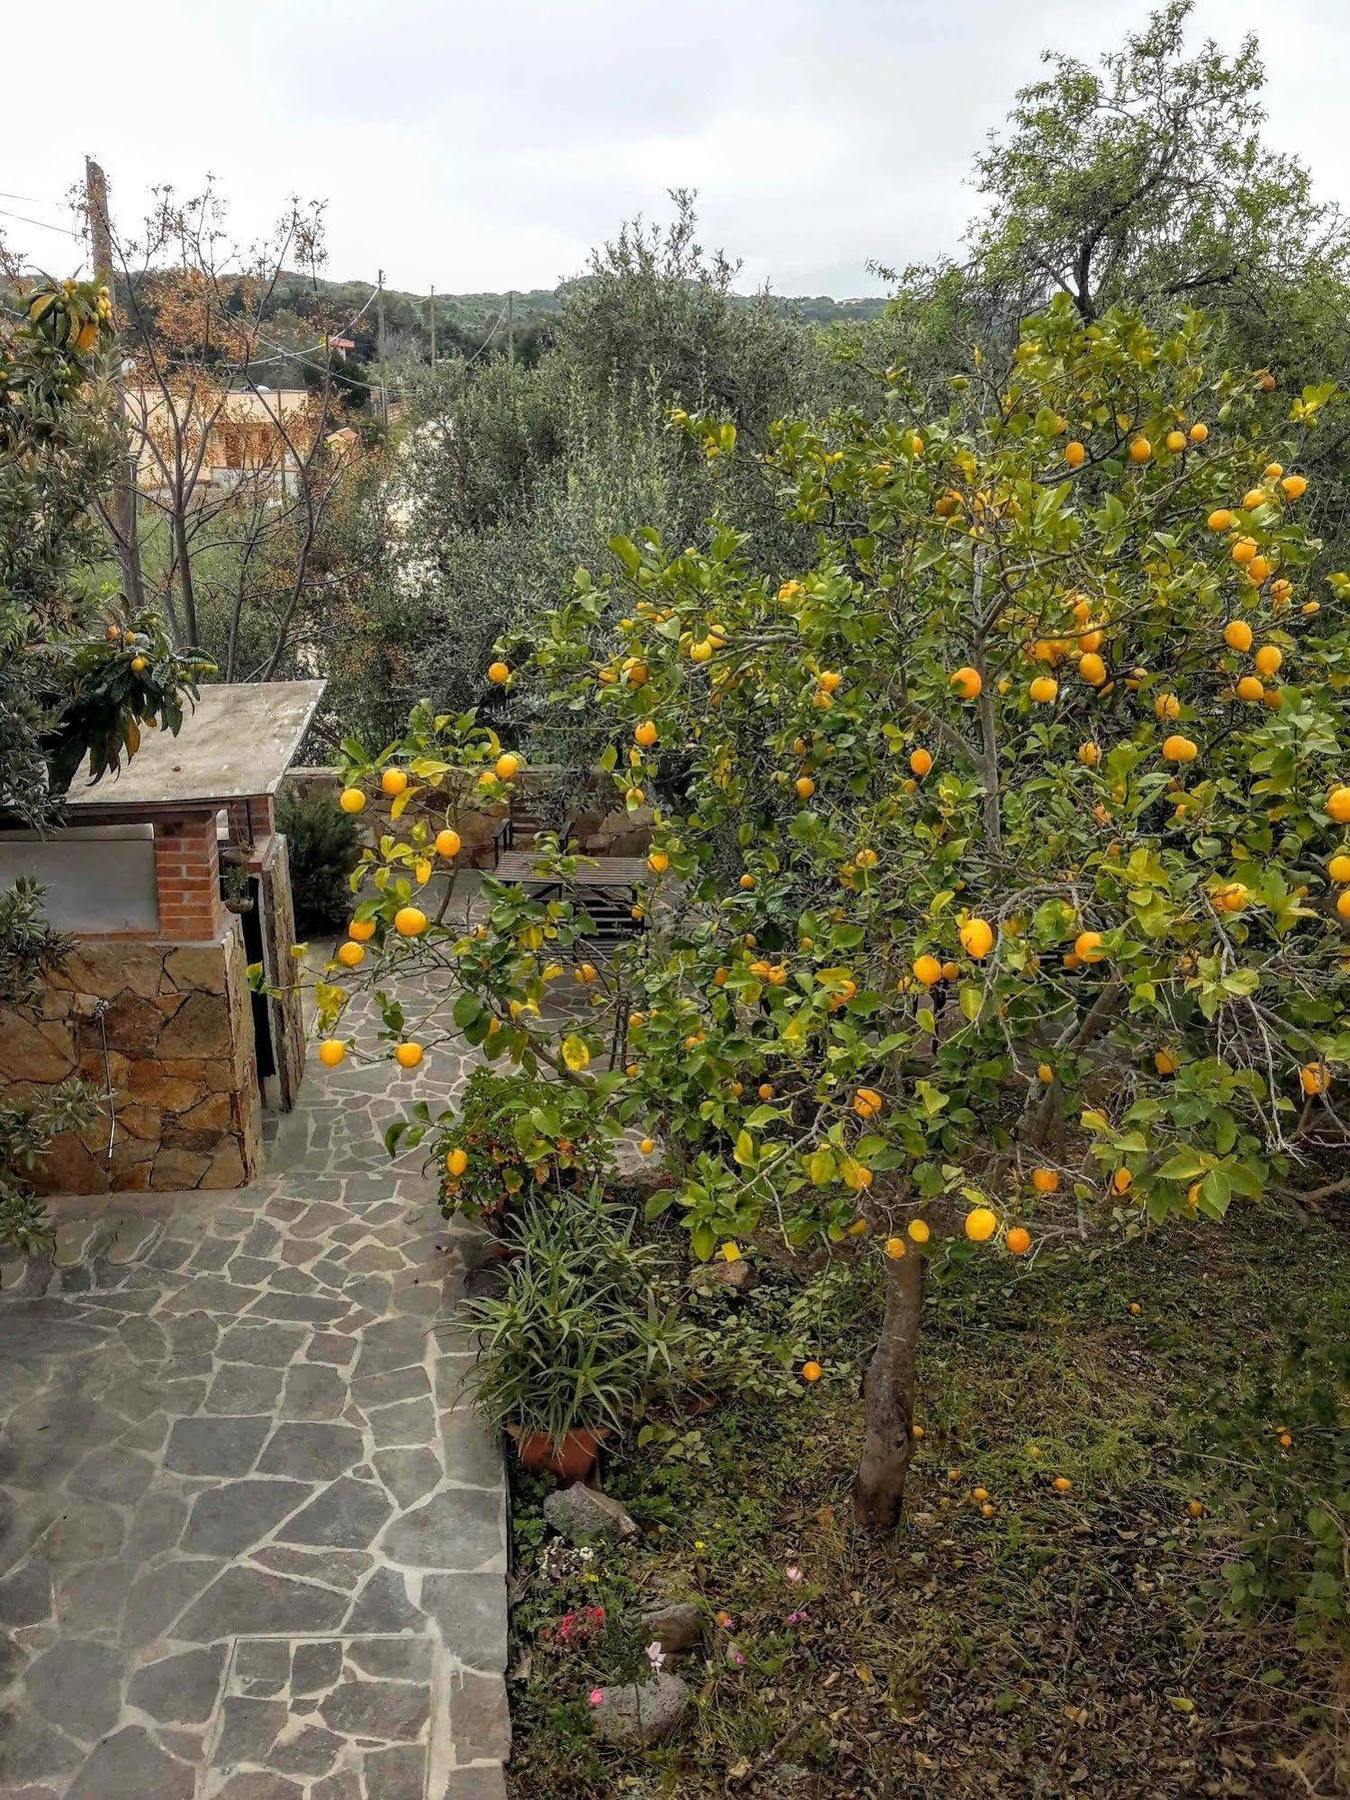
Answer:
503, 1201, 1348, 1798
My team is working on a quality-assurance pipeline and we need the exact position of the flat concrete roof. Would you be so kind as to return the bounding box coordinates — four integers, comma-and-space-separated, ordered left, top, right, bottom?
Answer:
65, 680, 326, 814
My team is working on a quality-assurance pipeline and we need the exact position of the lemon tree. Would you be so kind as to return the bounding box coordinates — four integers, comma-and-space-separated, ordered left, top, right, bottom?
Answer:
321, 300, 1348, 1528
534, 298, 1349, 1524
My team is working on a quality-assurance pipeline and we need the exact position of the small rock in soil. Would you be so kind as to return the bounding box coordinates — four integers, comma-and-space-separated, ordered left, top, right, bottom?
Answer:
542, 1484, 638, 1546
638, 1601, 702, 1656
689, 1259, 757, 1294
591, 1671, 690, 1745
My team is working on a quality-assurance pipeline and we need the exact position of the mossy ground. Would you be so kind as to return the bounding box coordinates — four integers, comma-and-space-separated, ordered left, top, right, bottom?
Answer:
504, 1201, 1347, 1798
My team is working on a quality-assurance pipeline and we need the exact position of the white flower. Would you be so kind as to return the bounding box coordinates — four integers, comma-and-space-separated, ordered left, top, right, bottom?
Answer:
645, 1640, 666, 1671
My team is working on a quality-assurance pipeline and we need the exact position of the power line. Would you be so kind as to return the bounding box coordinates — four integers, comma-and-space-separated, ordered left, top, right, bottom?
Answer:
0, 205, 83, 241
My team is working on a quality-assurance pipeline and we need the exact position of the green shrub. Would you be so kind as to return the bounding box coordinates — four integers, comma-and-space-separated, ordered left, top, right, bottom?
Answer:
276, 785, 363, 937
387, 1065, 618, 1225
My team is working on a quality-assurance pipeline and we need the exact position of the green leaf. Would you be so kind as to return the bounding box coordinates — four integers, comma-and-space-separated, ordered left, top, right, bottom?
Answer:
1156, 1151, 1208, 1181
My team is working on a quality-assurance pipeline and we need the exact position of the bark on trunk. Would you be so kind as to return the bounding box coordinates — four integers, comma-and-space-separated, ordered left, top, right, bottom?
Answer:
852, 1243, 926, 1530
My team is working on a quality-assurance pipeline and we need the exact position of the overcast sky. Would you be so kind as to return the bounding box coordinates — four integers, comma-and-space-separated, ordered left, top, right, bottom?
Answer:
3, 0, 1348, 299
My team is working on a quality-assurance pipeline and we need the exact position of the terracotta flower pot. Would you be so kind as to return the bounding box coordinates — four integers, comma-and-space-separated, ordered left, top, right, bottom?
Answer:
507, 1425, 607, 1481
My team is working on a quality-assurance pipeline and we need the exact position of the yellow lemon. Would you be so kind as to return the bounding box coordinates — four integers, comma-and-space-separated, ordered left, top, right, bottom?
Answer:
959, 917, 994, 959
964, 1207, 998, 1242
1162, 735, 1197, 763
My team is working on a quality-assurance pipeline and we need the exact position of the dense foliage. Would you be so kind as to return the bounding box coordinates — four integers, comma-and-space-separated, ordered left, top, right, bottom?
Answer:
274, 785, 363, 936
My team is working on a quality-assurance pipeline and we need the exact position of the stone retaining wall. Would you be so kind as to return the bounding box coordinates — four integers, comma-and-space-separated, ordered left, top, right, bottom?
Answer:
0, 926, 262, 1195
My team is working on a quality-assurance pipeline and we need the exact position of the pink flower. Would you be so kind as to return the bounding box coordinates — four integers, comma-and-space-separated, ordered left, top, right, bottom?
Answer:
645, 1640, 666, 1672
729, 1646, 746, 1666
785, 1565, 803, 1584
786, 1608, 810, 1626
589, 1688, 605, 1707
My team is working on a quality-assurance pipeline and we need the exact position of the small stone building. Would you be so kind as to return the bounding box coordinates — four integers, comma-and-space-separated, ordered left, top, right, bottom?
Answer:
0, 682, 322, 1195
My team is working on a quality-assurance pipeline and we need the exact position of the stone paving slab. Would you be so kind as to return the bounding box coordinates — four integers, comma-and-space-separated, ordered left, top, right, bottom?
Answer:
0, 984, 509, 1798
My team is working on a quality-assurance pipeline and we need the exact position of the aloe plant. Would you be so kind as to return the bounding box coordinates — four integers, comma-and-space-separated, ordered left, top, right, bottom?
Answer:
463, 1192, 689, 1445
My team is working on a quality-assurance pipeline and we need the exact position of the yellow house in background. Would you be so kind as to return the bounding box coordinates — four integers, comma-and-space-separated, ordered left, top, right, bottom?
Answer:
124, 384, 320, 500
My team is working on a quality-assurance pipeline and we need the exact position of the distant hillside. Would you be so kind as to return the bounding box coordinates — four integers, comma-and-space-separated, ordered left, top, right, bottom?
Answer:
313, 279, 889, 338
251, 276, 889, 393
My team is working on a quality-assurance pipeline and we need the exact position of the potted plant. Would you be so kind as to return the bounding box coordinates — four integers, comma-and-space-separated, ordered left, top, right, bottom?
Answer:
462, 1190, 689, 1481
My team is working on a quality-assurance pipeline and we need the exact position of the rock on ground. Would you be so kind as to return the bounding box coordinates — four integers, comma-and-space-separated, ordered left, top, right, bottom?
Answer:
542, 1483, 639, 1546
638, 1601, 702, 1656
592, 1671, 690, 1745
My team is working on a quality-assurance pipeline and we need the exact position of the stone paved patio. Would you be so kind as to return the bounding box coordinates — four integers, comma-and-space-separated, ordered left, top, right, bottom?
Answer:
0, 996, 508, 1799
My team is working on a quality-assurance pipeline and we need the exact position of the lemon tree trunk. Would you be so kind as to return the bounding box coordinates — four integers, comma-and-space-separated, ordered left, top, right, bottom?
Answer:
852, 1243, 926, 1530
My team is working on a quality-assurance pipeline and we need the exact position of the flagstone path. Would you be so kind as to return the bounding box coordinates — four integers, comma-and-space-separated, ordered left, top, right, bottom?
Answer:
0, 1004, 508, 1799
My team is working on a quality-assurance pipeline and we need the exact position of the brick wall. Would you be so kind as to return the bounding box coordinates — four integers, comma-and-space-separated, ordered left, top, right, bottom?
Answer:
153, 812, 224, 942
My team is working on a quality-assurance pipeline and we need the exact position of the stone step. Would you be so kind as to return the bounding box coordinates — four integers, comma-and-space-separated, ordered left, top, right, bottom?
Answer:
0, 1212, 166, 1301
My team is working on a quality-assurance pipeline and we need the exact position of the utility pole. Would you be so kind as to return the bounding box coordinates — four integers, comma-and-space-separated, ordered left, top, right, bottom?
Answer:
507, 289, 514, 370
85, 156, 144, 611
429, 283, 436, 366
376, 268, 388, 427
